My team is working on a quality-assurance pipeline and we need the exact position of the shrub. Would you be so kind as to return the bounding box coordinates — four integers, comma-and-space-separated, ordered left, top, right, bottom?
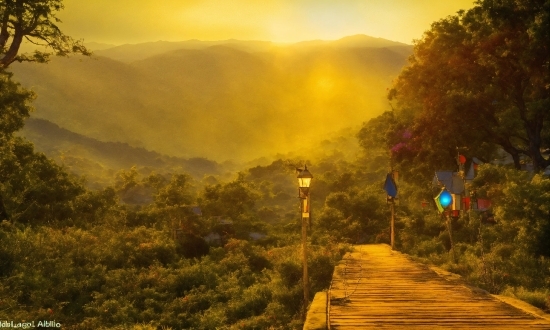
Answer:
501, 286, 550, 311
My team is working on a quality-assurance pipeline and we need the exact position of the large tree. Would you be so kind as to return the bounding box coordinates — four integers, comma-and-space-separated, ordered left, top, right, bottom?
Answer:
0, 0, 88, 221
388, 0, 550, 172
0, 0, 89, 68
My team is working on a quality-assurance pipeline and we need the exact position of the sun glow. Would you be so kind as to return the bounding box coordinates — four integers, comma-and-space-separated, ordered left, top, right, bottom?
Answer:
60, 0, 476, 45
315, 77, 336, 94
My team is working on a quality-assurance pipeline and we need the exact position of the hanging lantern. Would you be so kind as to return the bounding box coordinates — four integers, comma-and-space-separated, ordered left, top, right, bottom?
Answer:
439, 190, 452, 208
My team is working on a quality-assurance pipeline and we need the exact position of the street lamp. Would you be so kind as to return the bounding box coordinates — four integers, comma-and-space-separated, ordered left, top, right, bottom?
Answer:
297, 165, 313, 316
298, 165, 313, 196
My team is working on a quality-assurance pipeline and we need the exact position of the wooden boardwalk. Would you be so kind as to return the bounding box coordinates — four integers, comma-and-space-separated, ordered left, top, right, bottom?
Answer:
327, 244, 550, 329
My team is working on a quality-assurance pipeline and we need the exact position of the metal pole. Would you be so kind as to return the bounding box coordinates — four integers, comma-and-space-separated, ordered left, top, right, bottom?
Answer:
390, 200, 395, 250
301, 195, 309, 318
390, 170, 397, 250
446, 213, 456, 263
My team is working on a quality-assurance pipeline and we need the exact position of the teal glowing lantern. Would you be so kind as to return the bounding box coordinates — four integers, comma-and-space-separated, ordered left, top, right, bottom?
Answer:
439, 189, 452, 208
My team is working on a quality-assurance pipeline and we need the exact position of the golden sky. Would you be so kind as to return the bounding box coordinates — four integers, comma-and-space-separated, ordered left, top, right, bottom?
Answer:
60, 0, 475, 45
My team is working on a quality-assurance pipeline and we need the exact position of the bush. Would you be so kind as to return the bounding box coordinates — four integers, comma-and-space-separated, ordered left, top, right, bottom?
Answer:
501, 286, 550, 311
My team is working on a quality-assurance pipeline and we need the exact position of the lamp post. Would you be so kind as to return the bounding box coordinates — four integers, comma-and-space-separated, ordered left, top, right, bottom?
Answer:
384, 170, 398, 250
297, 165, 313, 316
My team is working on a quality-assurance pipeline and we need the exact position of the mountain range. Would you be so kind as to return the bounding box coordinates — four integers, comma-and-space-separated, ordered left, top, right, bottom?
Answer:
10, 34, 412, 167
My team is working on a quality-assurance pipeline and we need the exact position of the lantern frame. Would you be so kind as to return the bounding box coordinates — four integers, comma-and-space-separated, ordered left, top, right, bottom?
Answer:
297, 165, 313, 197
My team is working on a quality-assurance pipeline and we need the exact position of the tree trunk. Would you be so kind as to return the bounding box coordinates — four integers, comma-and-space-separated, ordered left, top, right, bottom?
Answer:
0, 194, 9, 221
0, 25, 22, 68
517, 96, 549, 172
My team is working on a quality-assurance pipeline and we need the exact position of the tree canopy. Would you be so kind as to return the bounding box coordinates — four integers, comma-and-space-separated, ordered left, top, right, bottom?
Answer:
0, 0, 89, 69
387, 0, 550, 172
0, 0, 89, 221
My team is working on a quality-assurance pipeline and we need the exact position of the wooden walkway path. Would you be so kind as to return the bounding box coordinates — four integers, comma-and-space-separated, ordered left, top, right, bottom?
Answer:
327, 244, 550, 329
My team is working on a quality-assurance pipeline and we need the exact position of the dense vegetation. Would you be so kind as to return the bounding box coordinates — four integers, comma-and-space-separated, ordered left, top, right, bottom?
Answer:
1, 58, 387, 328
1, 0, 550, 328
368, 0, 550, 311
0, 74, 387, 327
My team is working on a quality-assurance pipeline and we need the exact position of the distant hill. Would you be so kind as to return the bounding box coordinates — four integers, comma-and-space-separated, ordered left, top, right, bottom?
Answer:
20, 118, 225, 188
92, 39, 276, 63
331, 34, 409, 48
85, 42, 119, 51
91, 35, 410, 63
10, 35, 412, 162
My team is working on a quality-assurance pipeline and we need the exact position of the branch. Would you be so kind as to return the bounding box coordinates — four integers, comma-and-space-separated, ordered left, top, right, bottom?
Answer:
0, 22, 23, 68
22, 11, 40, 34
23, 34, 44, 45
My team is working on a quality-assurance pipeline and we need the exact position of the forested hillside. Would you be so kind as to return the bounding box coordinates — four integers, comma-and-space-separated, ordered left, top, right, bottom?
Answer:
19, 118, 228, 189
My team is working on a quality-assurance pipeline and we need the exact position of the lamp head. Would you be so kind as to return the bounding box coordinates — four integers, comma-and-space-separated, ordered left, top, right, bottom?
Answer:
439, 189, 453, 208
297, 165, 313, 189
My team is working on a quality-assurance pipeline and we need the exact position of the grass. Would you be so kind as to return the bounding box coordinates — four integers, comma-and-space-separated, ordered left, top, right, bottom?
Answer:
501, 286, 550, 312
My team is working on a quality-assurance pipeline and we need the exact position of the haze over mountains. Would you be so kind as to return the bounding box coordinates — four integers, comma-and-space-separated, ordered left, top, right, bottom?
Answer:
11, 34, 411, 163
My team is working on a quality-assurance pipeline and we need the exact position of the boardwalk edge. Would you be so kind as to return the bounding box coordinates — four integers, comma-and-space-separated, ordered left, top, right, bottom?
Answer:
304, 291, 328, 330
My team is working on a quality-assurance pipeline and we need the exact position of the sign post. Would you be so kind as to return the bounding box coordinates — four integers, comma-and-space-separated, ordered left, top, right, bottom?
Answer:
384, 171, 398, 250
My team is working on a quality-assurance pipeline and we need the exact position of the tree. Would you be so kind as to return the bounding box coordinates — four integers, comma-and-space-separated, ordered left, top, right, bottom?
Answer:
0, 71, 34, 220
388, 0, 550, 172
200, 174, 259, 219
0, 137, 84, 224
0, 0, 89, 221
0, 0, 89, 69
0, 70, 32, 137
154, 174, 194, 208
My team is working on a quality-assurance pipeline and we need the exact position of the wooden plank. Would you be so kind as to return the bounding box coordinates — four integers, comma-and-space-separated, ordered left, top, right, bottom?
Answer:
327, 244, 550, 329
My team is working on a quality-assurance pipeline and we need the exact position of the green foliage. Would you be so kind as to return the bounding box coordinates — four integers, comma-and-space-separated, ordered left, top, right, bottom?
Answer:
501, 286, 550, 311
353, 2, 550, 309
200, 175, 259, 219
396, 164, 550, 300
472, 165, 550, 257
154, 174, 194, 208
387, 0, 550, 172
0, 221, 349, 329
0, 140, 356, 328
1, 137, 85, 224
2, 1, 548, 323
0, 71, 34, 139
313, 185, 387, 244
0, 0, 90, 69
